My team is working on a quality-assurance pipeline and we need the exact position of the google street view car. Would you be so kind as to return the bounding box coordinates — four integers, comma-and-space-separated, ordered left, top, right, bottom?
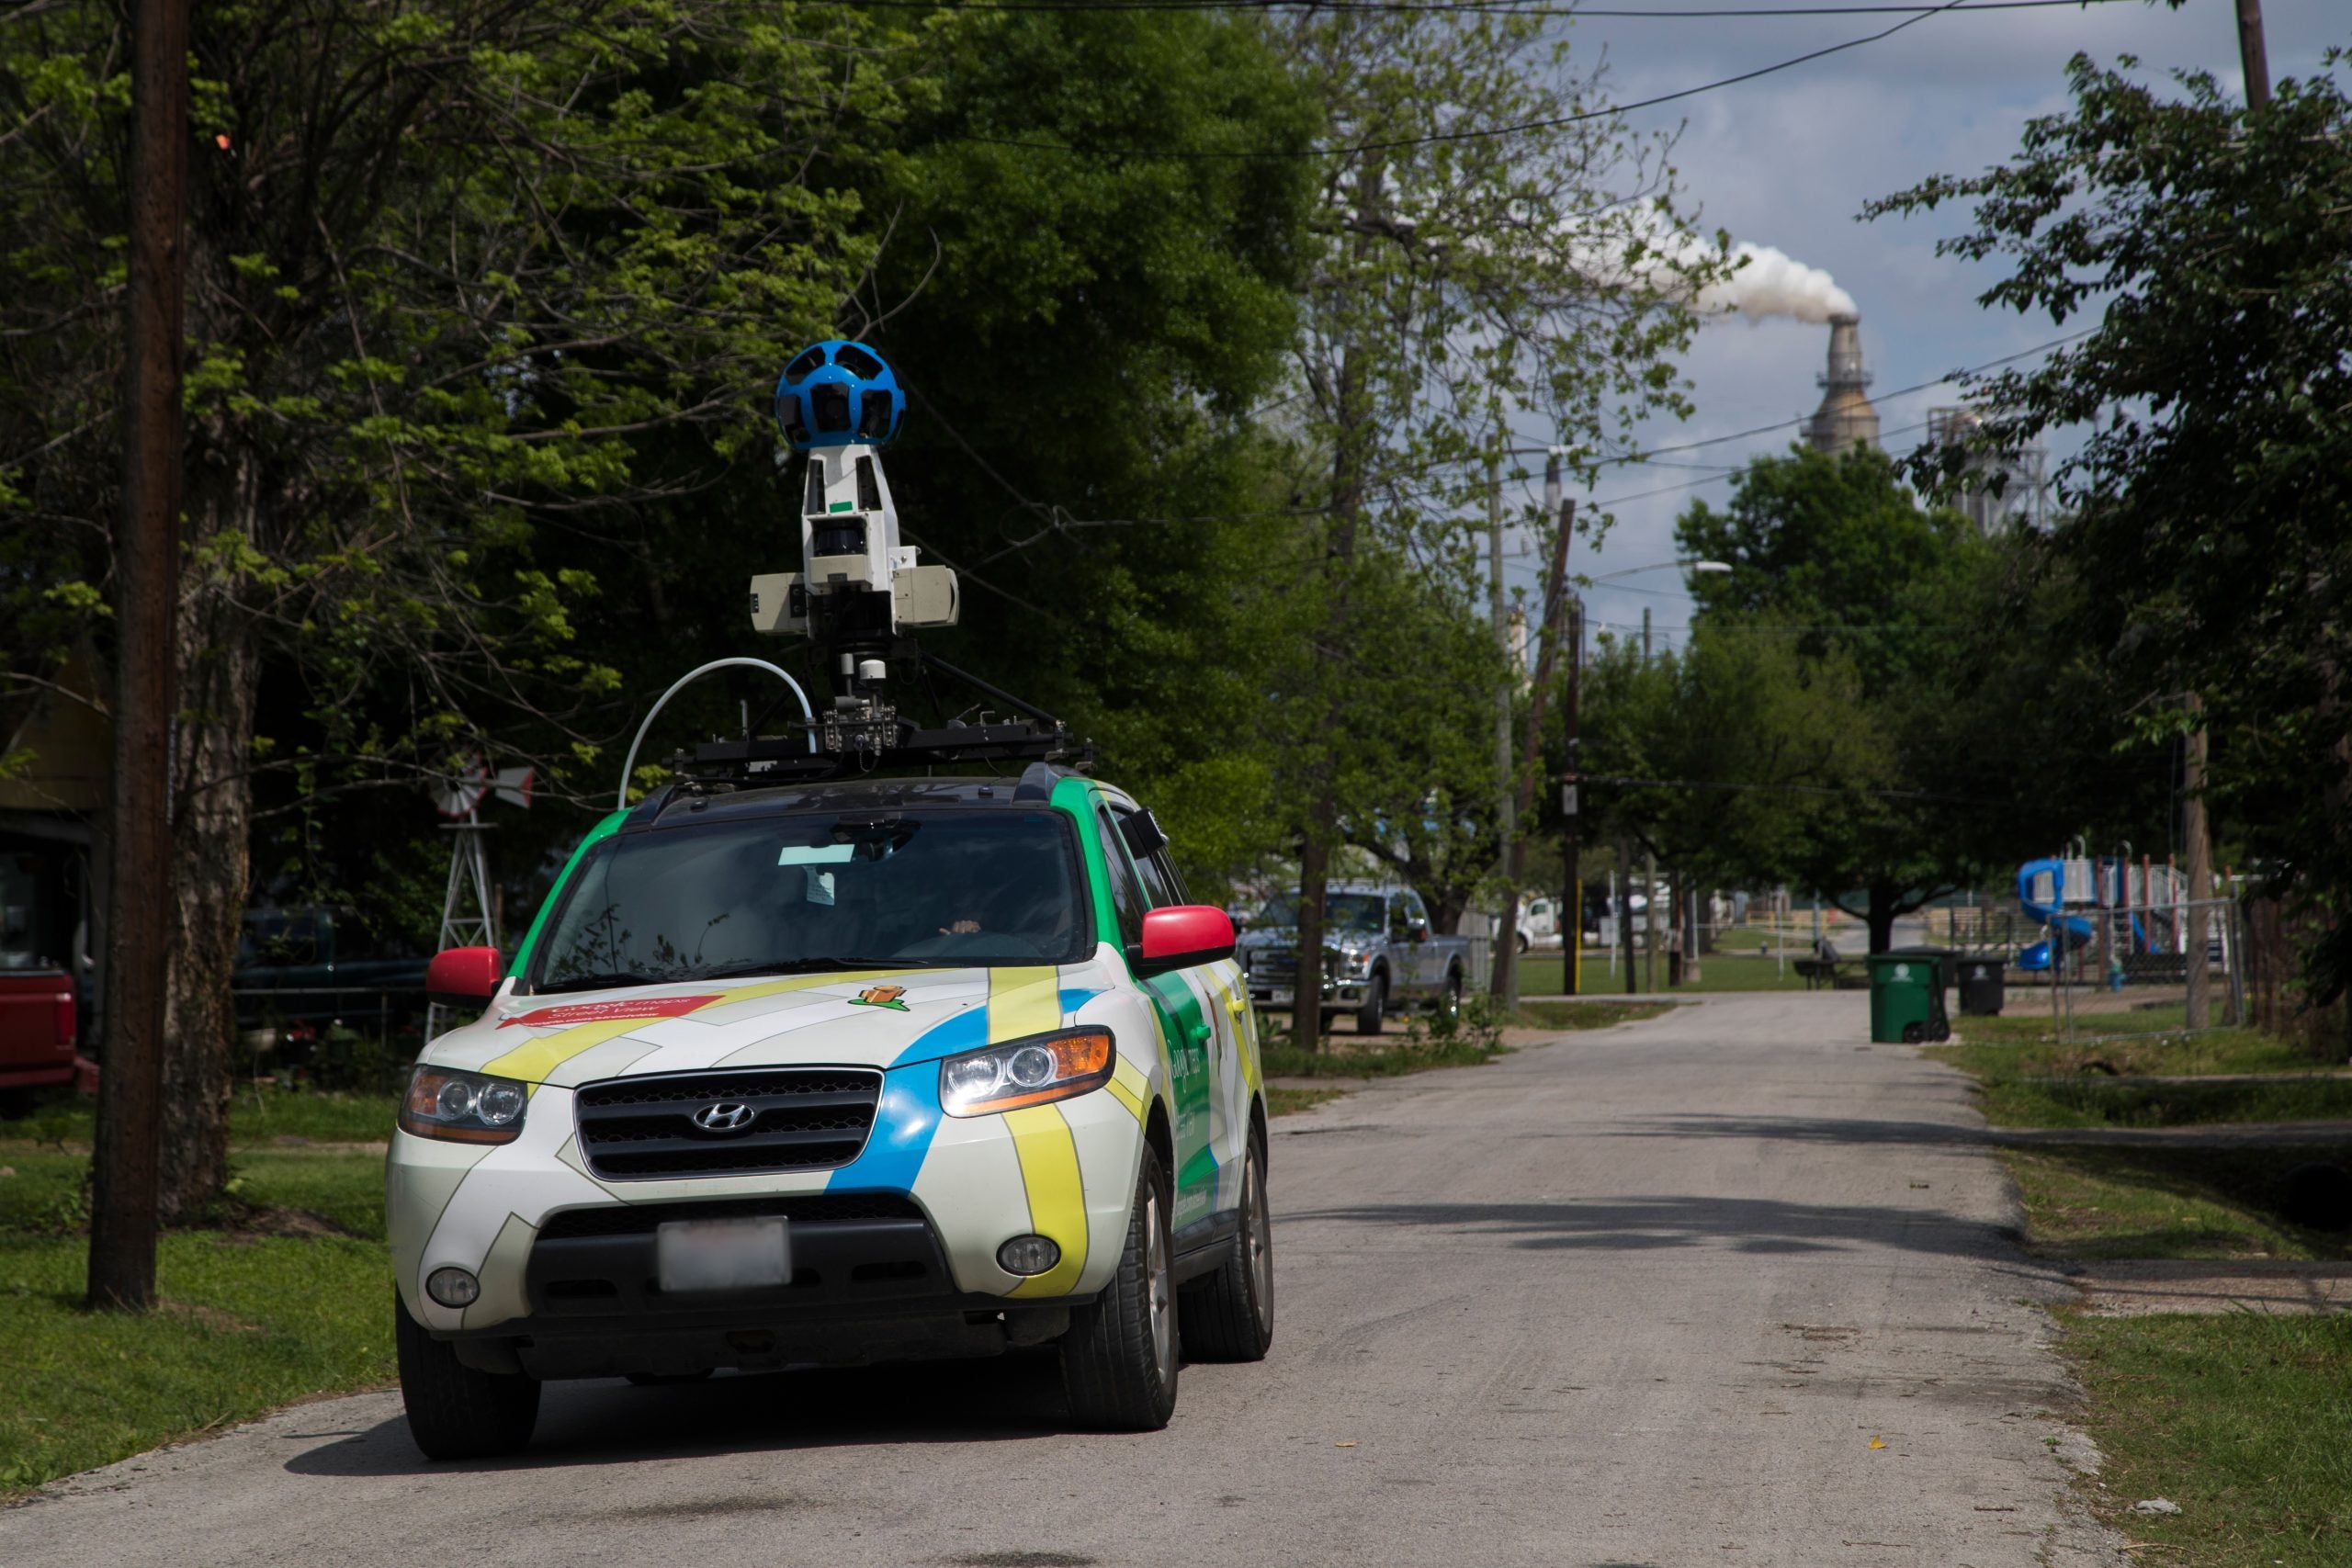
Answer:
387, 344, 1272, 1459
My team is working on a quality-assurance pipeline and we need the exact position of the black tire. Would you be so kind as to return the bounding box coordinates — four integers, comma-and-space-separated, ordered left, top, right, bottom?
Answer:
394, 1289, 539, 1461
1355, 972, 1386, 1035
1900, 1022, 1926, 1044
1181, 1129, 1273, 1362
1516, 931, 1531, 954
1439, 969, 1464, 1023
1060, 1145, 1178, 1431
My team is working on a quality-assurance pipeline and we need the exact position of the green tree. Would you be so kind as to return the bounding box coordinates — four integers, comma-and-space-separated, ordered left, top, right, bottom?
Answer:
0, 0, 923, 1214
1865, 47, 2352, 1004
1673, 447, 2000, 951
1271, 7, 1723, 1035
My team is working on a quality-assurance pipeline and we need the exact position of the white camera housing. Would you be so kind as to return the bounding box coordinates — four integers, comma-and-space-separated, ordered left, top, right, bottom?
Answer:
751, 443, 958, 637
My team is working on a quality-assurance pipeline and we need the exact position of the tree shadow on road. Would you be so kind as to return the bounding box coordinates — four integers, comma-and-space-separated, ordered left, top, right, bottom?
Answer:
283, 1353, 1071, 1480
1584, 1112, 1994, 1148
1283, 1193, 2021, 1262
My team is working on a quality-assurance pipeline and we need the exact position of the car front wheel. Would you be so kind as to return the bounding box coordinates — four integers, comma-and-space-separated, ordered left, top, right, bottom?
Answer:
395, 1289, 539, 1461
1355, 972, 1385, 1034
1060, 1145, 1178, 1431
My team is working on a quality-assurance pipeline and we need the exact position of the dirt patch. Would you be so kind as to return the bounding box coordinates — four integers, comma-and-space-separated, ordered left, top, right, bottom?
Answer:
2066, 1259, 2352, 1316
209, 1206, 361, 1245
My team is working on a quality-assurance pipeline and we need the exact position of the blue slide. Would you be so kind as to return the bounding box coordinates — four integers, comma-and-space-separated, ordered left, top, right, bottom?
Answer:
2015, 857, 2094, 972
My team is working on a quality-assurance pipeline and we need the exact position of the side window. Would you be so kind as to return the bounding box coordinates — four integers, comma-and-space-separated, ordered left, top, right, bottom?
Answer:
1402, 893, 1430, 937
1093, 807, 1148, 947
1114, 804, 1192, 908
1387, 897, 1414, 940
1148, 850, 1191, 908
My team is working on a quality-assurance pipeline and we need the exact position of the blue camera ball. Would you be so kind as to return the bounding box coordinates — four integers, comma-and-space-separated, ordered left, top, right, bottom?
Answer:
774, 340, 904, 450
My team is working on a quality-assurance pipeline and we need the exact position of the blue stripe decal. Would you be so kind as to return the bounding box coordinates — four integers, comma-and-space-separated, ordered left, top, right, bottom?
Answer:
824, 1008, 985, 1194
1058, 987, 1105, 1019
825, 1066, 942, 1193
889, 1006, 988, 1067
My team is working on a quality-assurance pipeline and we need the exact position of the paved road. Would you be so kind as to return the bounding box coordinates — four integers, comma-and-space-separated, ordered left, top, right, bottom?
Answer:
3, 993, 2121, 1568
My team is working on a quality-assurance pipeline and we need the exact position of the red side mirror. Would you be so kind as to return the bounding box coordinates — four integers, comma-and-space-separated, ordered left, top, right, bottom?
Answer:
1136, 906, 1237, 976
426, 947, 504, 1008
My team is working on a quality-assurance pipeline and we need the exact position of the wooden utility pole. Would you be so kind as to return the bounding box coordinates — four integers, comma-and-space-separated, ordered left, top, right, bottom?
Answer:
88, 0, 188, 1313
1560, 534, 1584, 995
1487, 437, 1521, 1005
2234, 0, 2270, 112
2183, 695, 2213, 1030
1502, 466, 1575, 1006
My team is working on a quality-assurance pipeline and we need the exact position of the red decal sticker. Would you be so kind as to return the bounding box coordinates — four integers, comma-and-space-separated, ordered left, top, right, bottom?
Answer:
497, 994, 723, 1030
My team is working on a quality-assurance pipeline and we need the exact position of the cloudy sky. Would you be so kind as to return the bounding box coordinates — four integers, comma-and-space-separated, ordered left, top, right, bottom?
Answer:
1494, 0, 2344, 652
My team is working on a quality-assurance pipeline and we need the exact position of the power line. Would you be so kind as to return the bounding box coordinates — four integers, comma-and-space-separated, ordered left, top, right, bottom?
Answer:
956, 0, 1979, 159
835, 0, 2131, 13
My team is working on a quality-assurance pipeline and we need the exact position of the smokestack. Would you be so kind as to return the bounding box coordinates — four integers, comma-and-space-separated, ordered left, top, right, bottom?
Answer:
1805, 313, 1880, 456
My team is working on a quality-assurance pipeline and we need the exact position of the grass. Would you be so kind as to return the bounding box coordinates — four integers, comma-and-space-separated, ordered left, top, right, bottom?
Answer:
1996, 1143, 2352, 1262
0, 1140, 391, 1496
1261, 1032, 1508, 1078
1518, 950, 1812, 995
1265, 1086, 1346, 1118
1928, 1023, 2352, 1129
1510, 999, 1672, 1031
2061, 1311, 2352, 1568
0, 1084, 401, 1148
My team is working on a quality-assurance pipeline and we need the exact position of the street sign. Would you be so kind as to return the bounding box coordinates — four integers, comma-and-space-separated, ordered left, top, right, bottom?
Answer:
1560, 783, 1578, 816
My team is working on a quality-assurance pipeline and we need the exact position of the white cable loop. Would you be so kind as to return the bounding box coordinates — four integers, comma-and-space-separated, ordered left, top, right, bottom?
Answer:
616, 658, 815, 811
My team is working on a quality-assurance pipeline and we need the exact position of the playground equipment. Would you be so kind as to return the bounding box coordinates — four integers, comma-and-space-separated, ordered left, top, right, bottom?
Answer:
2013, 843, 2207, 976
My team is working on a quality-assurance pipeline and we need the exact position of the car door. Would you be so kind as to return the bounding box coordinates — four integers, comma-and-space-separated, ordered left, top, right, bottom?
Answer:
1114, 800, 1254, 1229
1396, 890, 1436, 990
1091, 802, 1217, 1231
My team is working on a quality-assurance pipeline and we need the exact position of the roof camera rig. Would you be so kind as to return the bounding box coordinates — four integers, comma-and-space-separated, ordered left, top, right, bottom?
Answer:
670, 340, 1092, 790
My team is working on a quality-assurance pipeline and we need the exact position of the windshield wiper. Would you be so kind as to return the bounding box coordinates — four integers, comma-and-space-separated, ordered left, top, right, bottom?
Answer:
536, 971, 679, 996
684, 957, 895, 981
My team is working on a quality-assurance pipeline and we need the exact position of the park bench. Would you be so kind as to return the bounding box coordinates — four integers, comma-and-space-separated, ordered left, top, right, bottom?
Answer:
1792, 944, 1860, 990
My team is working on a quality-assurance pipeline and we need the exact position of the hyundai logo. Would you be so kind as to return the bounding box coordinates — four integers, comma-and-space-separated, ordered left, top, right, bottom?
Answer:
691, 1101, 757, 1134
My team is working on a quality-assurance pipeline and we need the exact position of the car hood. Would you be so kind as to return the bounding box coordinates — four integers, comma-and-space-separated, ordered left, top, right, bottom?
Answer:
417, 957, 1120, 1089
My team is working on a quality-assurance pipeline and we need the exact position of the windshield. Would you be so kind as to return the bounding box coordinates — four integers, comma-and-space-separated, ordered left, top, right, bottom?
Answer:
531, 809, 1090, 992
1258, 893, 1385, 934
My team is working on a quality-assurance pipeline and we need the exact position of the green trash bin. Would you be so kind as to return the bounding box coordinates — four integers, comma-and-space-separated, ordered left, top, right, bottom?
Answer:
1867, 952, 1951, 1043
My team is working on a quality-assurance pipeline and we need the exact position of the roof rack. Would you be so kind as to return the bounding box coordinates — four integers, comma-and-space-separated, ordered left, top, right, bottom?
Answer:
664, 653, 1096, 789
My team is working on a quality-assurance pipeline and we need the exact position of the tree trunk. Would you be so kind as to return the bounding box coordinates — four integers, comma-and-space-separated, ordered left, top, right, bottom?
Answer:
157, 469, 262, 1223
1618, 835, 1636, 995
1290, 826, 1331, 1050
1865, 885, 1899, 955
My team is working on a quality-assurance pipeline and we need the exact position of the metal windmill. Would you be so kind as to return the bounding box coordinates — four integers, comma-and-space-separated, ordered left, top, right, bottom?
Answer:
428, 754, 533, 1032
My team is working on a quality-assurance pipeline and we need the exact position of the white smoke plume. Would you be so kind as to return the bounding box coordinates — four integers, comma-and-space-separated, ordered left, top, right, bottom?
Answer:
1698, 243, 1857, 324
1562, 218, 1856, 324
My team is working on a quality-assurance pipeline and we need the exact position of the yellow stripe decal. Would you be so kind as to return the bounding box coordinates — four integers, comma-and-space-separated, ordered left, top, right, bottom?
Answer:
1103, 1074, 1145, 1122
482, 1019, 650, 1088
484, 970, 929, 1086
1001, 1103, 1088, 1297
708, 971, 902, 1008
987, 966, 1062, 1043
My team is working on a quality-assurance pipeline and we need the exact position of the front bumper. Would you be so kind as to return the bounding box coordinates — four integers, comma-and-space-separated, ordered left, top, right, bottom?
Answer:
460, 1196, 1080, 1377
388, 1061, 1148, 1343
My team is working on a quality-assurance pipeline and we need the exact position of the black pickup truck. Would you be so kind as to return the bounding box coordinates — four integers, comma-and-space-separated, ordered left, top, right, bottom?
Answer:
234, 907, 434, 1031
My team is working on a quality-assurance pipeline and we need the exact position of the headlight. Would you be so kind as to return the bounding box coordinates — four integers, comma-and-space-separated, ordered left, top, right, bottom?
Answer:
400, 1066, 529, 1145
939, 1028, 1114, 1118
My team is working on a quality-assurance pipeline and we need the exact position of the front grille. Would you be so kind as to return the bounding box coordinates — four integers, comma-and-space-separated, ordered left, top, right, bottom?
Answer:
573, 1068, 881, 1180
537, 1192, 922, 1240
1250, 952, 1299, 983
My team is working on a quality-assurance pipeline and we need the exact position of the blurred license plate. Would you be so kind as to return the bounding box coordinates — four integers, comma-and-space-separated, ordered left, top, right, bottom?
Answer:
657, 1218, 790, 1293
